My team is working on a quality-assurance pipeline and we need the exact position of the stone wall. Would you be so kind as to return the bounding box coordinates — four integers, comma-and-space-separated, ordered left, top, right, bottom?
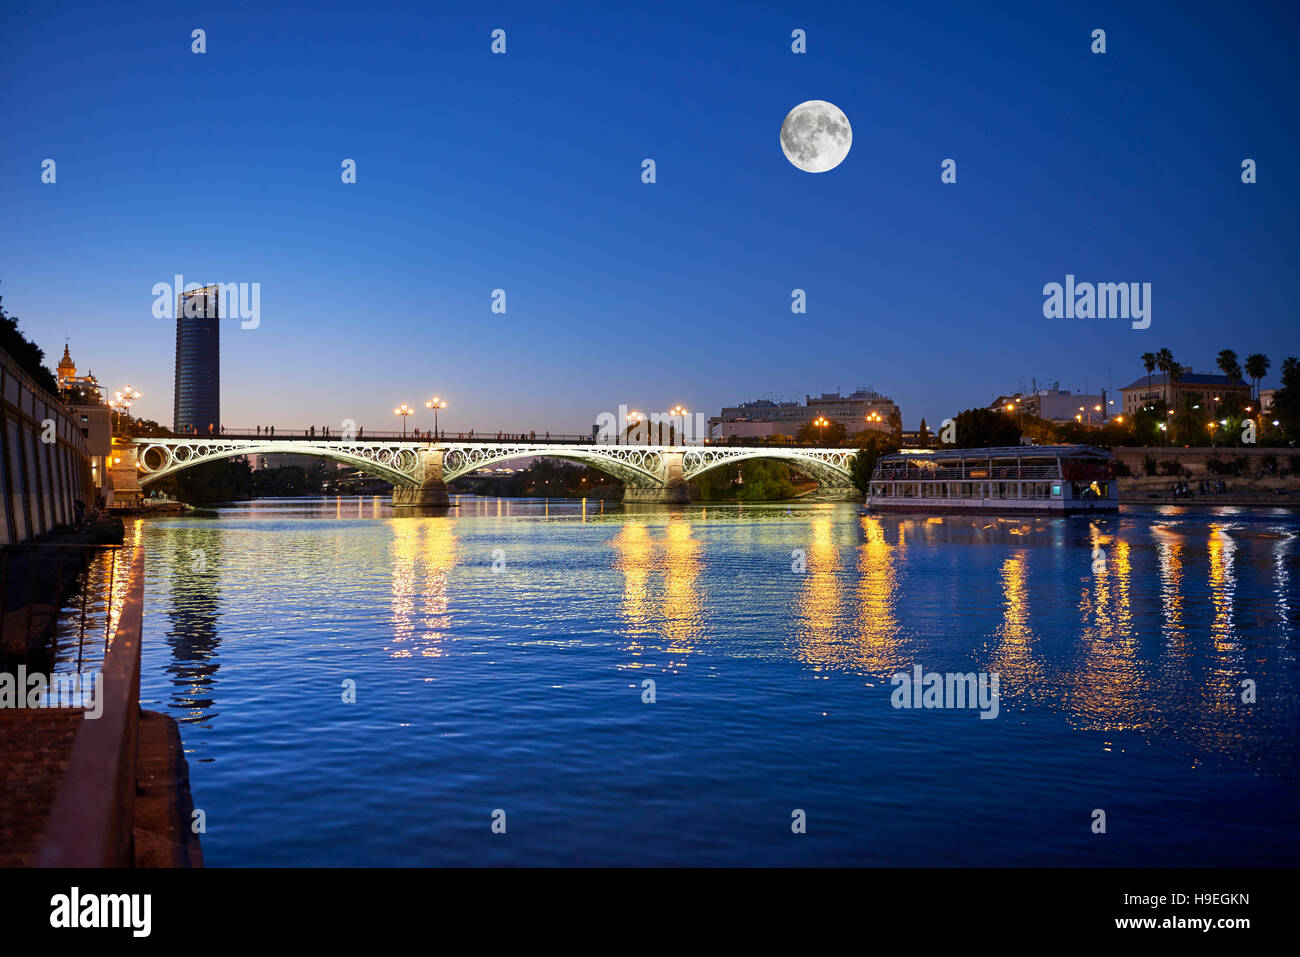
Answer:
1, 348, 96, 543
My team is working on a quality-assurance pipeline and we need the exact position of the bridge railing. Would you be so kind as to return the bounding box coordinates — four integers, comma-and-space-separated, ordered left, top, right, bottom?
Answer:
131, 429, 867, 449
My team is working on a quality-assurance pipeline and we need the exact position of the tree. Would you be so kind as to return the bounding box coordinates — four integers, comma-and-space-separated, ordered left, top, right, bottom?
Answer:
917, 417, 930, 448
849, 431, 900, 493
1245, 353, 1270, 401
796, 418, 847, 445
951, 408, 1022, 448
735, 459, 795, 501
0, 285, 60, 396
1155, 348, 1175, 406
1141, 351, 1157, 401
153, 458, 253, 505
1217, 349, 1242, 383
1271, 356, 1300, 444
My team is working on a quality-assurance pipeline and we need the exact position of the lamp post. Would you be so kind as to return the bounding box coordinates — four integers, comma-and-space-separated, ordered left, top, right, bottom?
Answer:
813, 415, 830, 446
113, 386, 141, 433
626, 411, 643, 447
425, 396, 447, 440
669, 404, 688, 446
394, 404, 413, 438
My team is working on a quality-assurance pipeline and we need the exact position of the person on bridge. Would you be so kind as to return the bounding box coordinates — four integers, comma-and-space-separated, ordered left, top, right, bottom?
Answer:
358, 427, 364, 439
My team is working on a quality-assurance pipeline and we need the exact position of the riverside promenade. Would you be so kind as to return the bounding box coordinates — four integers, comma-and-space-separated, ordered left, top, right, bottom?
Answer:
0, 546, 202, 867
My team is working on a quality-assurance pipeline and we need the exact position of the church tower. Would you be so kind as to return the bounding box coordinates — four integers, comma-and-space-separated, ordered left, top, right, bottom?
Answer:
57, 343, 76, 390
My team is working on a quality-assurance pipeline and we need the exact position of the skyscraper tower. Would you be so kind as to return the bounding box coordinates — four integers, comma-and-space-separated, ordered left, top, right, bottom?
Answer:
174, 285, 221, 434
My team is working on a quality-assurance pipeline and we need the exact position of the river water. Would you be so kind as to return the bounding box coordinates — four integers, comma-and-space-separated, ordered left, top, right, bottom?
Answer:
116, 497, 1299, 865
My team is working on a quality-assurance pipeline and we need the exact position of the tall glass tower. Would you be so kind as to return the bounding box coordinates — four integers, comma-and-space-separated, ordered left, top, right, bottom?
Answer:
173, 285, 221, 434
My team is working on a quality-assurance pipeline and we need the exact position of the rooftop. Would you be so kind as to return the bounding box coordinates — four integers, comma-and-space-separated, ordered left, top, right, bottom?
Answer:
878, 444, 1113, 462
1120, 371, 1247, 391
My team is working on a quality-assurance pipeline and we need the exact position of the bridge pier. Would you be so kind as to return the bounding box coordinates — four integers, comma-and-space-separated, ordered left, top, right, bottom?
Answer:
623, 450, 692, 503
392, 449, 449, 508
110, 441, 144, 506
623, 485, 692, 504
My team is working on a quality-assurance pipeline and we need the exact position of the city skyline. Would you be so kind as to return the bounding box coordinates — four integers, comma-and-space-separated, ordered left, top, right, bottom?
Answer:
2, 0, 1296, 433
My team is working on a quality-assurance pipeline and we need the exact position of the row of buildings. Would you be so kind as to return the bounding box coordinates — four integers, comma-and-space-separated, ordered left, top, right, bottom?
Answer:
708, 389, 899, 440
707, 369, 1271, 442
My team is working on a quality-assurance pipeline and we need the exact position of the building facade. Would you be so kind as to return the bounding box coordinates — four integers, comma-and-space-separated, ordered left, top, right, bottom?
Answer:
174, 285, 221, 435
991, 387, 1109, 424
1118, 371, 1250, 416
710, 389, 900, 440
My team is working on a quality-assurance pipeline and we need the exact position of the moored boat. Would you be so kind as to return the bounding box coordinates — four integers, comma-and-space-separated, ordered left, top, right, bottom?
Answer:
867, 444, 1119, 514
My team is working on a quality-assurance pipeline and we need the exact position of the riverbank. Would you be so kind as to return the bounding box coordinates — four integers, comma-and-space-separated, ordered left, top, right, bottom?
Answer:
0, 516, 125, 665
0, 545, 202, 868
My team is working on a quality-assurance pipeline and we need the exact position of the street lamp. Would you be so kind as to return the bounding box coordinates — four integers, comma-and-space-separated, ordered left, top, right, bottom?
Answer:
394, 403, 413, 438
626, 410, 644, 446
669, 404, 688, 446
113, 386, 141, 432
425, 396, 447, 439
813, 415, 830, 445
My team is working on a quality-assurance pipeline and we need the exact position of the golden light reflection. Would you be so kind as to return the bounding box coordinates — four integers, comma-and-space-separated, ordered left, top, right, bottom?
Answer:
1204, 525, 1242, 721
983, 551, 1045, 701
660, 518, 704, 655
1152, 526, 1186, 649
793, 517, 844, 668
387, 517, 459, 658
849, 515, 906, 673
1069, 529, 1152, 732
611, 518, 704, 668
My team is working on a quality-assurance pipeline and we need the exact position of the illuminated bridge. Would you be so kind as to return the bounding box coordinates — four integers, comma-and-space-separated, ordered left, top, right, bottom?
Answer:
113, 436, 859, 505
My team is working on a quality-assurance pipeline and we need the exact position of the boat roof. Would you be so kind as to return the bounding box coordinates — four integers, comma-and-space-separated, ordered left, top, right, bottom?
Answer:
878, 444, 1112, 462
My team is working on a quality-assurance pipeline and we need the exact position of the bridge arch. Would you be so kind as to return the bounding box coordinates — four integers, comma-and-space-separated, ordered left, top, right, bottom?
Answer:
134, 440, 425, 487
681, 447, 856, 487
440, 445, 664, 487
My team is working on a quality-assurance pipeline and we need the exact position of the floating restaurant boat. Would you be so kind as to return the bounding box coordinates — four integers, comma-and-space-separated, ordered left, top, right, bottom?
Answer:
867, 444, 1119, 514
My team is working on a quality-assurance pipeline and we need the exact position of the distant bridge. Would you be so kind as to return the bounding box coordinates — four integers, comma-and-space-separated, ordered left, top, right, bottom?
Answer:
114, 436, 859, 505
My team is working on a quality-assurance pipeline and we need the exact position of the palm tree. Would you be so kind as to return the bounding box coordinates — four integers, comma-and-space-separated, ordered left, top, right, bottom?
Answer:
1155, 348, 1175, 407
1245, 353, 1270, 401
1141, 352, 1157, 407
1217, 349, 1240, 381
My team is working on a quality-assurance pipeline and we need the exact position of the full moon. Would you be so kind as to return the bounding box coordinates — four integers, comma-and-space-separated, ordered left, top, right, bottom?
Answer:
780, 100, 852, 173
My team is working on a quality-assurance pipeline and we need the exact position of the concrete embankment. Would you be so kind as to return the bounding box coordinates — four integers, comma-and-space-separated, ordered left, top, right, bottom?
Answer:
1, 543, 203, 867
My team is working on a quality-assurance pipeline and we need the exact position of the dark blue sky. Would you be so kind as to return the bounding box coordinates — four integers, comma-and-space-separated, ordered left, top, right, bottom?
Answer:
2, 0, 1296, 432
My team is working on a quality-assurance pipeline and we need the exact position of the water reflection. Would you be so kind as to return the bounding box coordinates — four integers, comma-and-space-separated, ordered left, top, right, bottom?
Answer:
611, 517, 705, 669
1070, 528, 1151, 732
387, 517, 458, 658
793, 517, 845, 669
137, 499, 1299, 783
983, 550, 1045, 702
162, 527, 223, 724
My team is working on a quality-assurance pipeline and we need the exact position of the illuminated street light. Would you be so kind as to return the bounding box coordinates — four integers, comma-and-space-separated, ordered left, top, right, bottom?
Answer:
111, 385, 142, 432
813, 415, 830, 445
425, 396, 447, 440
669, 404, 688, 446
394, 403, 414, 438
